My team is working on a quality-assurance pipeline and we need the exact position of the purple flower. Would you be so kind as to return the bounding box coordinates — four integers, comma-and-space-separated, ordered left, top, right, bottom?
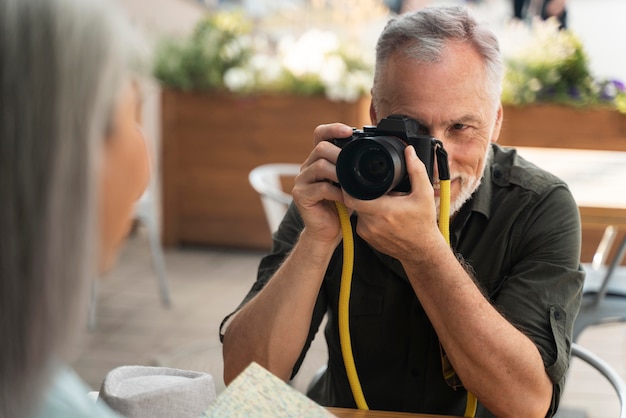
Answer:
599, 79, 625, 100
611, 79, 625, 91
567, 86, 581, 99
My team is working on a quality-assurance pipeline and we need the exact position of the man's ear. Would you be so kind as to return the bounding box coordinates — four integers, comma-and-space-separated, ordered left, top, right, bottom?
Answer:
369, 94, 378, 125
491, 103, 503, 143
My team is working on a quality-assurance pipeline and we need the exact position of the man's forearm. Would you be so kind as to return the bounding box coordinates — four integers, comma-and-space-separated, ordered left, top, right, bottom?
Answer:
402, 241, 552, 418
222, 230, 335, 384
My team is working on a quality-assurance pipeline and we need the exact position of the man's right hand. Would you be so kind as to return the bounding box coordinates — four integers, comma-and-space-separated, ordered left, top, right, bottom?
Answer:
291, 123, 354, 245
222, 122, 355, 385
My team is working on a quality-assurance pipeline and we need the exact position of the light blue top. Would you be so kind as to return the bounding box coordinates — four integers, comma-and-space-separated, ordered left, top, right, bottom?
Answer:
35, 366, 122, 418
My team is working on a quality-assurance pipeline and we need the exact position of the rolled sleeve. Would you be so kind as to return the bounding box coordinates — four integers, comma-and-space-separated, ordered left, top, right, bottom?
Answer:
219, 202, 305, 342
489, 185, 584, 414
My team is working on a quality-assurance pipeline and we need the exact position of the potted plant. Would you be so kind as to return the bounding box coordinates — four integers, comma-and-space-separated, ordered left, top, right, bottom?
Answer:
497, 18, 626, 264
498, 18, 626, 150
153, 7, 384, 249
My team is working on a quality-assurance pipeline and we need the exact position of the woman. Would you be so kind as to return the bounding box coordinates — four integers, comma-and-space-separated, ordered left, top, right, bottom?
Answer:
0, 0, 150, 416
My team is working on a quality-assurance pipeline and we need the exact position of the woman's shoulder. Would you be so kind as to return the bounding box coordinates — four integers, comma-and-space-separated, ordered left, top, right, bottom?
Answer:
36, 366, 122, 418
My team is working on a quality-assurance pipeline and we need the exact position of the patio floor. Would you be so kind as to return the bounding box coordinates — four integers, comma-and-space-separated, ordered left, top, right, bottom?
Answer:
72, 226, 626, 418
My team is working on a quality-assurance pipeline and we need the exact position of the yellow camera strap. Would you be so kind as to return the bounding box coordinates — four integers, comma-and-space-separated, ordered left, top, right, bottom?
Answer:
335, 143, 477, 417
335, 201, 367, 409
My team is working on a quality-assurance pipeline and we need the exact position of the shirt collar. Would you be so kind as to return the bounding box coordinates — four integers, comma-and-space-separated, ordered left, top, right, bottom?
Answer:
462, 145, 496, 220
449, 145, 502, 247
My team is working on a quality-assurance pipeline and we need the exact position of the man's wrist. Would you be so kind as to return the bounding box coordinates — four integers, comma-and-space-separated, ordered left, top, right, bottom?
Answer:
299, 226, 342, 249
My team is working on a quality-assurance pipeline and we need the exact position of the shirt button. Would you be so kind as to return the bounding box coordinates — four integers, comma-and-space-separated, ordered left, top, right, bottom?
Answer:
554, 310, 562, 320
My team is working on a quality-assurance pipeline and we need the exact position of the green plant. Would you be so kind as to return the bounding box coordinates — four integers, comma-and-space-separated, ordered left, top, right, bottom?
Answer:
152, 9, 375, 102
153, 11, 253, 91
501, 18, 626, 113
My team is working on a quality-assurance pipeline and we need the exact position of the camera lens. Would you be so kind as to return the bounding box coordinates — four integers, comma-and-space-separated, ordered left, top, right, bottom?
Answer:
336, 136, 407, 200
355, 148, 391, 184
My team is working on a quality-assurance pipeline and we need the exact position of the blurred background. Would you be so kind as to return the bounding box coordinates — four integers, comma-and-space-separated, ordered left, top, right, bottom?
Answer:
73, 1, 626, 417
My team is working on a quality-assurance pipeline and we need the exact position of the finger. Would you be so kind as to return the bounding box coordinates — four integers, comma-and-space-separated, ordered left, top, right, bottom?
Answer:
299, 156, 340, 185
313, 123, 354, 146
405, 146, 433, 197
293, 179, 344, 209
302, 141, 341, 171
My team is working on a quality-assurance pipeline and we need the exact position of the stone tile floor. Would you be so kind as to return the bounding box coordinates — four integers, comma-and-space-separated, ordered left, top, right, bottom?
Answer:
71, 227, 626, 417
71, 228, 329, 397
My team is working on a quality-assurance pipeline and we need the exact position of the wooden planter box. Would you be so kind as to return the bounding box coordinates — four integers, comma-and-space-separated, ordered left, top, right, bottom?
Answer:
160, 89, 371, 250
499, 104, 626, 263
499, 104, 626, 151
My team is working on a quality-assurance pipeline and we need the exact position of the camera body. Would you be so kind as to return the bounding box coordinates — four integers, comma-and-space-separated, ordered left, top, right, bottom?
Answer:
331, 114, 437, 200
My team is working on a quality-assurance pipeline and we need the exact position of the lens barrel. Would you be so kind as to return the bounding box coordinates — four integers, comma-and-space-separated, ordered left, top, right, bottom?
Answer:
336, 136, 407, 200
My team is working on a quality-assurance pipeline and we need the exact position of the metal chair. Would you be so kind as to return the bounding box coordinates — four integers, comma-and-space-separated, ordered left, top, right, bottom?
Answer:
561, 343, 626, 418
574, 226, 626, 341
305, 345, 626, 418
248, 163, 300, 233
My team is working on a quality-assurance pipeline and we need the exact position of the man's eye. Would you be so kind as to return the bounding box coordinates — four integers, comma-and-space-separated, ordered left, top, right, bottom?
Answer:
452, 123, 466, 130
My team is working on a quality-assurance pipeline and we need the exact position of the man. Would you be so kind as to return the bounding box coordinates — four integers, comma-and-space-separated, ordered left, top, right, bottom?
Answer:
221, 6, 583, 417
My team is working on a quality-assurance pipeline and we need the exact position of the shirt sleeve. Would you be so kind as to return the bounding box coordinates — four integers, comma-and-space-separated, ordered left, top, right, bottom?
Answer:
218, 202, 328, 379
490, 185, 584, 416
36, 366, 123, 418
219, 202, 305, 342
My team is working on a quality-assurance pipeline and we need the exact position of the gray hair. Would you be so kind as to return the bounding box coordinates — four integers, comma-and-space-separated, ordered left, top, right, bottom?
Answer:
372, 5, 503, 111
0, 0, 143, 416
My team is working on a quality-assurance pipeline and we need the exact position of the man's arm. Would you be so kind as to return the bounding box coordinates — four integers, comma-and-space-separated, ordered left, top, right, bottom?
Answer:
222, 124, 353, 384
402, 241, 553, 418
222, 229, 336, 384
347, 146, 554, 418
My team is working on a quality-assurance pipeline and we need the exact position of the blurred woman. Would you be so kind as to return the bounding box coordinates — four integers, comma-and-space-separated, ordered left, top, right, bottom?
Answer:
0, 0, 150, 416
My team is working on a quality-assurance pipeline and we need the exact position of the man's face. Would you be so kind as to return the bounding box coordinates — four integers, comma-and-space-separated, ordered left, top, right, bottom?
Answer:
372, 40, 502, 214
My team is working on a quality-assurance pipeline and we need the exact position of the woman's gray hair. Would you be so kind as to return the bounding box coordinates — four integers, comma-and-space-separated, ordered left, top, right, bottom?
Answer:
372, 5, 503, 111
0, 0, 143, 416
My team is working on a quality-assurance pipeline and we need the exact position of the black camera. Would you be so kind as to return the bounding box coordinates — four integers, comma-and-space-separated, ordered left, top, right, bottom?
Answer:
331, 114, 438, 200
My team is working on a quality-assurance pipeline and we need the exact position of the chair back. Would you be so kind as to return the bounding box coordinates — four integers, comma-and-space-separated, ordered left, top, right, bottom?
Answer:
249, 163, 300, 233
592, 235, 626, 304
574, 229, 626, 341
570, 343, 626, 418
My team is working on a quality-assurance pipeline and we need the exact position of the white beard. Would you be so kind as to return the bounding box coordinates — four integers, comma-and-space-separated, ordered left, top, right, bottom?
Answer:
436, 145, 492, 218
435, 174, 481, 218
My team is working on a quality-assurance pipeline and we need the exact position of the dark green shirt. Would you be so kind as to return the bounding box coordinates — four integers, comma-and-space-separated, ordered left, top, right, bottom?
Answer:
221, 144, 584, 417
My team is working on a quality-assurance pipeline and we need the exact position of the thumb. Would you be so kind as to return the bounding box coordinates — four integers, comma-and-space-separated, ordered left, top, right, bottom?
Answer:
405, 145, 432, 194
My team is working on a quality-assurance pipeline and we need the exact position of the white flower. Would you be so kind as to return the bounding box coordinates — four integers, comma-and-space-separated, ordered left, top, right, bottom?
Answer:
324, 69, 372, 102
250, 53, 284, 86
319, 54, 347, 85
220, 26, 374, 101
223, 67, 254, 92
296, 29, 340, 56
156, 7, 379, 102
221, 36, 250, 62
528, 78, 542, 92
501, 17, 575, 67
279, 30, 341, 77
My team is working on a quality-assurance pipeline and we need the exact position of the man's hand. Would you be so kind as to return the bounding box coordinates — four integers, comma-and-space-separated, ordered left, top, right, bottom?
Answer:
342, 145, 444, 263
223, 122, 356, 384
292, 123, 353, 245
